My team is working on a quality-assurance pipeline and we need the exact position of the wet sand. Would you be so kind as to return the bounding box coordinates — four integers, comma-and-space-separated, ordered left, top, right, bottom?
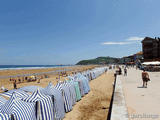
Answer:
63, 71, 114, 120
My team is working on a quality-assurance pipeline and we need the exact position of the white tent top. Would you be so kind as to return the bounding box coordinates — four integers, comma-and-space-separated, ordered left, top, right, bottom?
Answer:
142, 61, 160, 65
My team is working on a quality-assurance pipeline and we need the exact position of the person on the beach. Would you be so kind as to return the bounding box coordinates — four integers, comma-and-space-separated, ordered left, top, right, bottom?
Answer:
142, 70, 150, 88
124, 67, 127, 76
18, 77, 21, 83
1, 86, 8, 92
13, 79, 17, 89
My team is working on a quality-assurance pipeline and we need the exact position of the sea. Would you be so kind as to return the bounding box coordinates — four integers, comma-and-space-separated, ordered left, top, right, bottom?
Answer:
0, 65, 73, 70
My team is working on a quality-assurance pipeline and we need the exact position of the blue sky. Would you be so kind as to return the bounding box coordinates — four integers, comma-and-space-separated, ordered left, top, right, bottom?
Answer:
0, 0, 160, 65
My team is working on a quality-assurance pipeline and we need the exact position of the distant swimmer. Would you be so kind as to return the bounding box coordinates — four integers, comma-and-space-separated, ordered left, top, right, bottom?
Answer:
142, 70, 150, 88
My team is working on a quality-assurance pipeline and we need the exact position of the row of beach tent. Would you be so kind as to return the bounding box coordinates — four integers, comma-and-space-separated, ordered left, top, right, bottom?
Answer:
0, 67, 107, 120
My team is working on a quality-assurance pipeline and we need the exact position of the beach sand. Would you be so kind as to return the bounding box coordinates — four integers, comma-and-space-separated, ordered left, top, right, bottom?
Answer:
63, 71, 114, 120
0, 66, 114, 119
0, 65, 99, 91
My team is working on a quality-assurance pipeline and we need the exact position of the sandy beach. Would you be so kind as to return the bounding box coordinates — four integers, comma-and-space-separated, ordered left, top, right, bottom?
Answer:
0, 66, 114, 119
0, 65, 99, 91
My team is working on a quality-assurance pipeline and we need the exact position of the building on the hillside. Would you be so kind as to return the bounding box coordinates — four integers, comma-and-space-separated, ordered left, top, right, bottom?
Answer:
142, 37, 160, 61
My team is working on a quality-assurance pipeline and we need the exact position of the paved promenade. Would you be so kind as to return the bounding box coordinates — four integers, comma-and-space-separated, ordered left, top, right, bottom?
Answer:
120, 68, 160, 120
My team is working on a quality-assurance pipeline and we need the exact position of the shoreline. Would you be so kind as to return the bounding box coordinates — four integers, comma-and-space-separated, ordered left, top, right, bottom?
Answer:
0, 65, 74, 71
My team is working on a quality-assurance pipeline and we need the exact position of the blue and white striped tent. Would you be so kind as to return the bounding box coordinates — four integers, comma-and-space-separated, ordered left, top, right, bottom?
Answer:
41, 82, 65, 120
0, 96, 7, 107
1, 89, 29, 98
19, 86, 43, 93
0, 113, 13, 120
91, 67, 106, 78
22, 89, 55, 120
65, 81, 77, 106
67, 76, 82, 102
0, 93, 36, 120
55, 83, 72, 112
79, 74, 90, 94
75, 73, 90, 95
75, 79, 85, 97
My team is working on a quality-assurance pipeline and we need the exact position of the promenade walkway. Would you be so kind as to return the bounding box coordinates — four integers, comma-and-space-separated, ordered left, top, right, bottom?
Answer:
120, 68, 160, 120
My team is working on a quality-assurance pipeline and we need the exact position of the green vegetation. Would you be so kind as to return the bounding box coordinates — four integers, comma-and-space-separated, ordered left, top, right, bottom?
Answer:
76, 57, 121, 65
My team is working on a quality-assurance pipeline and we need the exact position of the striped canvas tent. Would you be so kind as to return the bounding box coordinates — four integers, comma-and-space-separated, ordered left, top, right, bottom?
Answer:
74, 74, 88, 95
22, 89, 54, 120
67, 76, 81, 101
55, 83, 72, 112
0, 113, 13, 120
0, 96, 7, 107
1, 89, 29, 98
75, 79, 85, 97
81, 75, 90, 93
0, 93, 36, 120
83, 71, 92, 81
65, 81, 77, 105
41, 82, 65, 120
72, 81, 81, 101
19, 86, 43, 93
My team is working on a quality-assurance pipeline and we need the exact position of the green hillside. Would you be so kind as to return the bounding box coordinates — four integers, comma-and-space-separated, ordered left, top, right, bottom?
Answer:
76, 57, 120, 65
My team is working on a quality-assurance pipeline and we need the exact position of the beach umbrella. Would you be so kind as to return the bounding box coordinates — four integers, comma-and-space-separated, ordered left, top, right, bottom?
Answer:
55, 83, 72, 112
0, 93, 36, 120
22, 89, 54, 120
41, 82, 65, 120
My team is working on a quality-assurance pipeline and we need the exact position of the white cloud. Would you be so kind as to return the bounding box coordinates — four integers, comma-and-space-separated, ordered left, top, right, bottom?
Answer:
102, 42, 133, 45
127, 37, 144, 41
102, 36, 143, 45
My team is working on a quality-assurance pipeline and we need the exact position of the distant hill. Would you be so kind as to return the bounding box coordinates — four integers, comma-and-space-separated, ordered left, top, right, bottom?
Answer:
76, 57, 120, 65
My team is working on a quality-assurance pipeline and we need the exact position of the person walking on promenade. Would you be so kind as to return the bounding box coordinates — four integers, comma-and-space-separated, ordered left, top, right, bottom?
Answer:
118, 67, 122, 75
142, 70, 150, 88
124, 67, 127, 76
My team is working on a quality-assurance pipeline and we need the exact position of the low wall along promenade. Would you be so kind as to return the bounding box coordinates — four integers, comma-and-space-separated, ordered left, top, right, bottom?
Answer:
110, 75, 128, 120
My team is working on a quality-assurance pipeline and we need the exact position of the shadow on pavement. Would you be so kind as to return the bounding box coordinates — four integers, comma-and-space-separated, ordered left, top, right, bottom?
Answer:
137, 86, 145, 88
